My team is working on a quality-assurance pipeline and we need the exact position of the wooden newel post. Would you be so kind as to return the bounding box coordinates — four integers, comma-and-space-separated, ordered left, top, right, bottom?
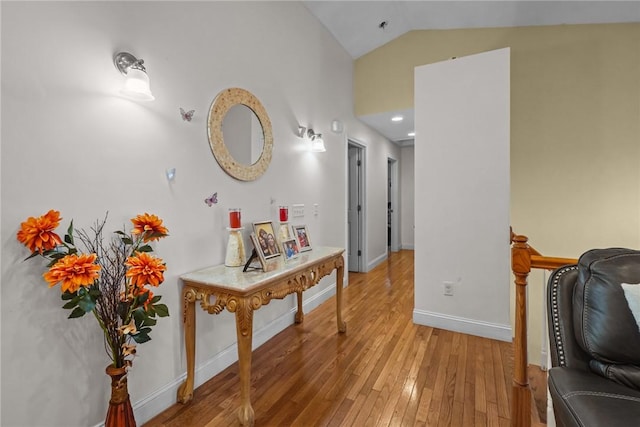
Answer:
511, 235, 532, 427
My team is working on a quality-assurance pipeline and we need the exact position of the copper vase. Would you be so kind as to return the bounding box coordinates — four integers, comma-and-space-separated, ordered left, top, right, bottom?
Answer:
105, 365, 136, 427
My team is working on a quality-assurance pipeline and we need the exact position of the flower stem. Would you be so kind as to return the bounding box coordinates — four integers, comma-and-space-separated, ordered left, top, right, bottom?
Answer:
93, 309, 119, 367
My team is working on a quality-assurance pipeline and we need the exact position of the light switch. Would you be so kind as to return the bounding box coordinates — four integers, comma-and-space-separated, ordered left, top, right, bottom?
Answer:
292, 204, 304, 217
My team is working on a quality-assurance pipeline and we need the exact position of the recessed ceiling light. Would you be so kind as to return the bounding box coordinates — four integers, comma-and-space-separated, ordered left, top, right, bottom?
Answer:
408, 131, 415, 137
391, 116, 403, 122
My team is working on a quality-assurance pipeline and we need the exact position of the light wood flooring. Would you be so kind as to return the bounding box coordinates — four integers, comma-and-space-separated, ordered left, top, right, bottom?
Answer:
145, 250, 546, 426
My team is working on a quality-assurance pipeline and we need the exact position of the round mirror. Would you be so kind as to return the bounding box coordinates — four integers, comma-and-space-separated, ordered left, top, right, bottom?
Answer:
222, 105, 264, 165
208, 88, 273, 181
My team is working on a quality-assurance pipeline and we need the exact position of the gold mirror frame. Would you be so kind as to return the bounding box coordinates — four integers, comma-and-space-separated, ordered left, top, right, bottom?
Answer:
208, 88, 273, 181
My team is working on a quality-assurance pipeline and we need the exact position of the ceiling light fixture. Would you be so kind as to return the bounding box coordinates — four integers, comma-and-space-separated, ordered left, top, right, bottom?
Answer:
114, 52, 155, 101
391, 116, 403, 122
408, 131, 415, 137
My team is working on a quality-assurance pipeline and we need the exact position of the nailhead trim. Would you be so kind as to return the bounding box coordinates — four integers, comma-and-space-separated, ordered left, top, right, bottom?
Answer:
551, 265, 578, 367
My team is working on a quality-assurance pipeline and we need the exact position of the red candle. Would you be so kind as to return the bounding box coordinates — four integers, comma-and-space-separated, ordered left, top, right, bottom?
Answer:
229, 208, 241, 228
279, 206, 288, 222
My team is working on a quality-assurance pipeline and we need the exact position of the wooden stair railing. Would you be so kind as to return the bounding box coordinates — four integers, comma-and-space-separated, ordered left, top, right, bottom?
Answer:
510, 231, 578, 427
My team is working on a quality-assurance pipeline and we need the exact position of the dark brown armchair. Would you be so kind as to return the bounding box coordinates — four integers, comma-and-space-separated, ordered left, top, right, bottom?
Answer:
547, 248, 640, 426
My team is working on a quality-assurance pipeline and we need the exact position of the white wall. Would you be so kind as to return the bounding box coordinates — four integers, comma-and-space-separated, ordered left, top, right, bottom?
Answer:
413, 49, 511, 341
0, 2, 393, 426
400, 146, 415, 249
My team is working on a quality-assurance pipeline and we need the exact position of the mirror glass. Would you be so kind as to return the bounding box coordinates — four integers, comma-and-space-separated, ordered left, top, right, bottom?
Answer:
208, 88, 273, 181
222, 105, 264, 165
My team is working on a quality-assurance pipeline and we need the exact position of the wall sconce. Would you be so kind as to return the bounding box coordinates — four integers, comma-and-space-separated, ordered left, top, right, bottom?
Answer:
114, 52, 155, 101
165, 167, 176, 182
297, 126, 326, 152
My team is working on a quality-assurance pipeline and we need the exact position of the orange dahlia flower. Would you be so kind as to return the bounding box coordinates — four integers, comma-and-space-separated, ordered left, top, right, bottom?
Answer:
17, 210, 63, 254
43, 253, 101, 293
130, 213, 168, 242
125, 252, 166, 287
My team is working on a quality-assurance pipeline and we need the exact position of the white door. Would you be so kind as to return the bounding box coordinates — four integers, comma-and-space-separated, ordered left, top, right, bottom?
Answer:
348, 143, 363, 272
387, 157, 399, 252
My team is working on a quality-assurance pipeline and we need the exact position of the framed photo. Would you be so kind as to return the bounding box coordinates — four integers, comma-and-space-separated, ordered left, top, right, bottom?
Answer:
281, 238, 299, 260
291, 225, 312, 252
252, 221, 281, 260
246, 233, 268, 271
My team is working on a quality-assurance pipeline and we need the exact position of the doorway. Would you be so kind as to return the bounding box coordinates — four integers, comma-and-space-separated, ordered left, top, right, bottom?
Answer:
348, 141, 364, 272
387, 157, 399, 253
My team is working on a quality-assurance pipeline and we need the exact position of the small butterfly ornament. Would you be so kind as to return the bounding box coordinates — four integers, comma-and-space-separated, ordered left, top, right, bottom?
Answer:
180, 108, 195, 122
204, 192, 218, 207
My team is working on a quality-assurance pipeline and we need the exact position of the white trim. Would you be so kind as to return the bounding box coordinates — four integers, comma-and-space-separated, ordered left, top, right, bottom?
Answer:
541, 270, 549, 369
400, 244, 415, 250
346, 137, 367, 273
367, 252, 388, 272
547, 346, 556, 427
387, 156, 400, 252
93, 282, 337, 427
412, 308, 512, 342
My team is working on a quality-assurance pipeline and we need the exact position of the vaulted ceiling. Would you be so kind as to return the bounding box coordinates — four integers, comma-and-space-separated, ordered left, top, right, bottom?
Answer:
303, 1, 640, 143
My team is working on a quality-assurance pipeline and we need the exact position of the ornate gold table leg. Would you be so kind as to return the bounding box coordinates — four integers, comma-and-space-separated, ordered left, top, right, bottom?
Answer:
234, 298, 255, 426
336, 262, 347, 333
294, 290, 304, 324
177, 288, 197, 403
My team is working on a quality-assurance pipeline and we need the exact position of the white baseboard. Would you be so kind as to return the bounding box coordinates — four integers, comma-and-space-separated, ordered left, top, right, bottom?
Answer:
95, 283, 337, 427
412, 309, 512, 342
400, 244, 415, 250
540, 348, 548, 370
367, 252, 388, 272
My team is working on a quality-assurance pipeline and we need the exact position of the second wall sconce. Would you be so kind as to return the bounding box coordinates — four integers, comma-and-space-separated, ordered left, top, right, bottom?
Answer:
297, 126, 326, 152
114, 52, 155, 101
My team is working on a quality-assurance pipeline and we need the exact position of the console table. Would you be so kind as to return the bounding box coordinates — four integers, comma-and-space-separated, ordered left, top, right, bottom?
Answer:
176, 246, 346, 426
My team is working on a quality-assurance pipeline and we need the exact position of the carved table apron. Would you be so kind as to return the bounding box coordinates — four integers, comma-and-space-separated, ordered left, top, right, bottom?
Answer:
177, 247, 346, 426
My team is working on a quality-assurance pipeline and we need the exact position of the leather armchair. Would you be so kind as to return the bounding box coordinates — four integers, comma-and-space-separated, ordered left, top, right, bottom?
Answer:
547, 248, 640, 426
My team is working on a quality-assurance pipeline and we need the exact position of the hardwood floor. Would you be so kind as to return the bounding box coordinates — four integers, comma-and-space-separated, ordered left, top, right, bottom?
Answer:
145, 250, 545, 426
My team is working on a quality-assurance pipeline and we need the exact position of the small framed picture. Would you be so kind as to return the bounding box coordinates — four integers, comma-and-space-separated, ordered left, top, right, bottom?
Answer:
247, 233, 268, 270
291, 224, 312, 252
281, 238, 299, 260
253, 221, 281, 260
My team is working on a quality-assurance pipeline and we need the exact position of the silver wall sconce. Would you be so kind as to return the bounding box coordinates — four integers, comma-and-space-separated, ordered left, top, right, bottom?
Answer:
114, 52, 155, 101
297, 126, 326, 152
165, 167, 176, 182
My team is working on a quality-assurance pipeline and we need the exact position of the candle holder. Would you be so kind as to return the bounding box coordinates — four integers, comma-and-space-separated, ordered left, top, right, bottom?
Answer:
225, 227, 246, 267
279, 206, 288, 223
278, 206, 290, 244
229, 208, 242, 229
278, 222, 290, 244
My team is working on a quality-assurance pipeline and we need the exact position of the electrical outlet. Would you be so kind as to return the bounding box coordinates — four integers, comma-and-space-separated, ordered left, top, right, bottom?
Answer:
292, 204, 304, 217
443, 281, 454, 296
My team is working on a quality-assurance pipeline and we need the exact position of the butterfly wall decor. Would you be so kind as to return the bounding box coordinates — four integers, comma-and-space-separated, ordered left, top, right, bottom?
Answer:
180, 108, 195, 122
204, 192, 218, 207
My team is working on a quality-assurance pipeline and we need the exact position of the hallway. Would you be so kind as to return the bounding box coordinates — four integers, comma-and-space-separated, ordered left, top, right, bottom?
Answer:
146, 250, 520, 426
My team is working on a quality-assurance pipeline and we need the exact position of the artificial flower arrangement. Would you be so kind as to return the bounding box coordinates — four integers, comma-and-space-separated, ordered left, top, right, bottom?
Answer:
17, 210, 170, 369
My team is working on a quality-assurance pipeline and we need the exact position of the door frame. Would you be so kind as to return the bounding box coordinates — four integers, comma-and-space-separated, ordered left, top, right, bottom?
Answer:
347, 139, 366, 272
387, 156, 400, 253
